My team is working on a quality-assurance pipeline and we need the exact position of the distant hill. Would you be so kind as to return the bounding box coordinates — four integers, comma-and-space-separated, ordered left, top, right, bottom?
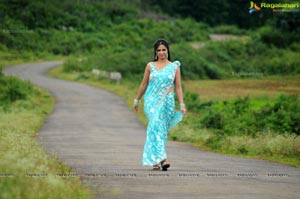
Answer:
1, 0, 299, 79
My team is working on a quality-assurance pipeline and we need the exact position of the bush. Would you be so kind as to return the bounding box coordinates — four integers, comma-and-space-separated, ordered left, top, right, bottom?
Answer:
172, 43, 223, 80
256, 25, 299, 48
0, 74, 33, 104
257, 95, 300, 135
183, 92, 201, 112
199, 95, 300, 136
63, 60, 85, 72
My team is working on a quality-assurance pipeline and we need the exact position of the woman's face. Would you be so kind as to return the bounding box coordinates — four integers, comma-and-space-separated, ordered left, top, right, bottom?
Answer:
156, 44, 168, 60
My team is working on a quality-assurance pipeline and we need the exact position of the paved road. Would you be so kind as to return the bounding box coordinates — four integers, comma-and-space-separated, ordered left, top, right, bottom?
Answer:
4, 62, 300, 199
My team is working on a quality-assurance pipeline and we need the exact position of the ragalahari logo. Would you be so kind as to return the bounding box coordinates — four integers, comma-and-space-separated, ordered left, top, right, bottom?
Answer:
249, 1, 261, 14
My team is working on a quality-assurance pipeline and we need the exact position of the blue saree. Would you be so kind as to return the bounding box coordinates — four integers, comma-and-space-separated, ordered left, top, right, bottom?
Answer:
142, 61, 183, 166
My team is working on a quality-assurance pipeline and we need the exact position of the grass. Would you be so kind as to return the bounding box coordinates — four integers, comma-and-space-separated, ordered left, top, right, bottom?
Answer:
48, 63, 300, 167
0, 84, 91, 199
0, 58, 92, 199
0, 85, 92, 199
170, 115, 300, 167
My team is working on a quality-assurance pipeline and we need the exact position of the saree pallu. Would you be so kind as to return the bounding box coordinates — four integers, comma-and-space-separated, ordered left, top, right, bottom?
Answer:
142, 61, 183, 166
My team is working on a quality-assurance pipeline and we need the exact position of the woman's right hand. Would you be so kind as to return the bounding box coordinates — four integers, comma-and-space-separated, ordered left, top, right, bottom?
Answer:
134, 105, 139, 112
133, 99, 140, 112
180, 107, 186, 115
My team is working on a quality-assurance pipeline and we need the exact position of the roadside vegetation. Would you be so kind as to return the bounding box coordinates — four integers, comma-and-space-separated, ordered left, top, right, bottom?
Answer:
0, 69, 92, 199
0, 0, 299, 198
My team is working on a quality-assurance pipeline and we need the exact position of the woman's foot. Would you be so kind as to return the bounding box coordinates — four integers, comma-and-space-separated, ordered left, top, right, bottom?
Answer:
161, 160, 170, 171
153, 164, 160, 170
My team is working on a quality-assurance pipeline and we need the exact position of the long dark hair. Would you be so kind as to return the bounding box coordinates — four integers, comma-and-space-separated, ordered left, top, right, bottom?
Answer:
153, 39, 171, 61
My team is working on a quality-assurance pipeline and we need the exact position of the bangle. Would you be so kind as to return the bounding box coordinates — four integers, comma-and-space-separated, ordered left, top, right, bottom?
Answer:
180, 103, 186, 109
134, 99, 140, 106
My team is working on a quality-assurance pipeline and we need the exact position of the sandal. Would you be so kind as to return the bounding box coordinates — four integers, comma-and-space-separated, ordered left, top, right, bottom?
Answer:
161, 160, 170, 171
153, 164, 161, 170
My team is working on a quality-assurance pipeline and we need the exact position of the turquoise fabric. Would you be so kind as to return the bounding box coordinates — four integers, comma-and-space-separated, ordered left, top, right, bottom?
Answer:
142, 61, 183, 166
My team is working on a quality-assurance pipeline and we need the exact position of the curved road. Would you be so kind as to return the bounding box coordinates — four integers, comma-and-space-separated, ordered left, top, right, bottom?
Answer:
4, 62, 299, 199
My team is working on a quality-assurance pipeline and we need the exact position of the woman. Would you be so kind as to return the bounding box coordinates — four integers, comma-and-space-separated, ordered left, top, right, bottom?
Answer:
134, 39, 186, 171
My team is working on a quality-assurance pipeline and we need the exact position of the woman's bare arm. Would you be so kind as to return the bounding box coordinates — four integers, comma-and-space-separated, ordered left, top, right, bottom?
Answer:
134, 63, 150, 112
175, 67, 186, 114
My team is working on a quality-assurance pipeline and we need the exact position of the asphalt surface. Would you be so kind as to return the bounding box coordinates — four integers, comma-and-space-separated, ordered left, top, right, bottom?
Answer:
4, 62, 300, 199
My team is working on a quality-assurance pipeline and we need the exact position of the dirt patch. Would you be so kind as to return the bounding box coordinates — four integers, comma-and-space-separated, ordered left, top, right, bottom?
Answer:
209, 34, 249, 42
191, 34, 250, 50
184, 79, 300, 100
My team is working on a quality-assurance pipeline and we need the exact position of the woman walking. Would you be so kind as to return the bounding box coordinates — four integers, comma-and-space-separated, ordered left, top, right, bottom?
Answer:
134, 39, 186, 171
